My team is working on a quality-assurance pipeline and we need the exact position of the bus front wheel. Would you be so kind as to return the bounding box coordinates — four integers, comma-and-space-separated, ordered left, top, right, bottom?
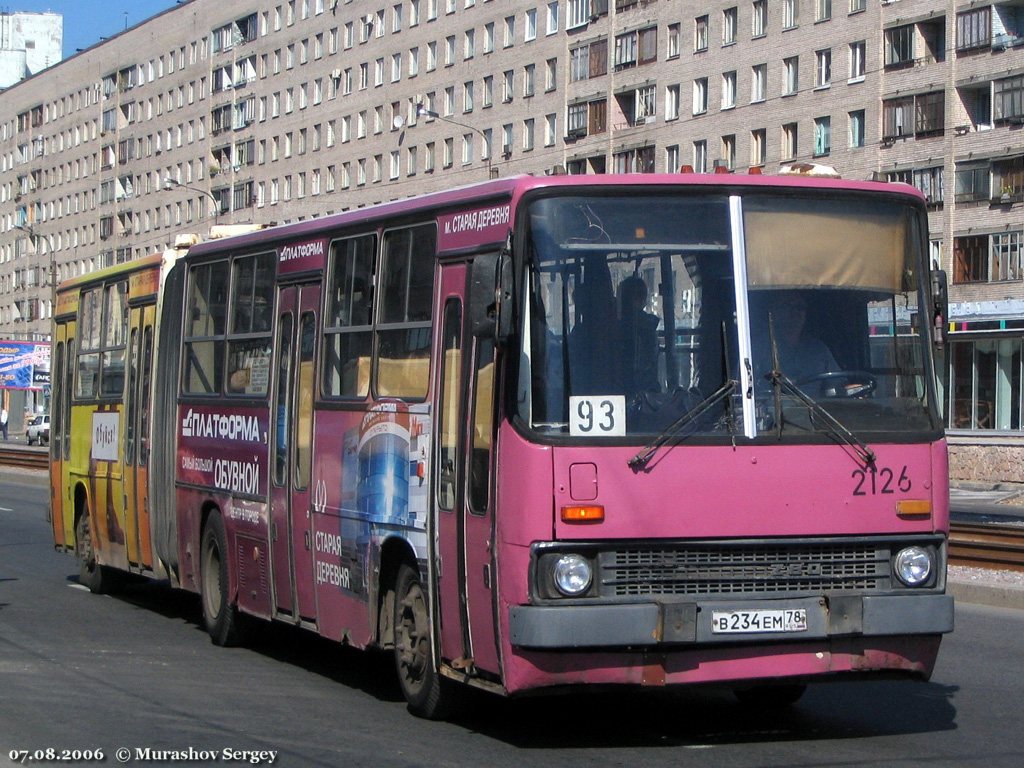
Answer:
200, 512, 246, 647
394, 563, 450, 719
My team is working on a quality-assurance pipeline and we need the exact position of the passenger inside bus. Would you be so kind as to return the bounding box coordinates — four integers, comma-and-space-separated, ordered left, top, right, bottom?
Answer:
618, 276, 660, 394
753, 292, 838, 385
567, 258, 620, 395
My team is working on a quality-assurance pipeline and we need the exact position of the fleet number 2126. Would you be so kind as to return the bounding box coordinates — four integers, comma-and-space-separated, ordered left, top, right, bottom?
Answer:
851, 465, 912, 496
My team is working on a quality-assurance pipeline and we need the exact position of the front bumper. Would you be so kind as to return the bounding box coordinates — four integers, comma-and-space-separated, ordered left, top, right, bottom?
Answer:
509, 593, 954, 648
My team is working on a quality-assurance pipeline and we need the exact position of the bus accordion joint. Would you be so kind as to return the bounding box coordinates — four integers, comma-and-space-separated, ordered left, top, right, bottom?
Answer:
896, 500, 932, 519
561, 505, 605, 524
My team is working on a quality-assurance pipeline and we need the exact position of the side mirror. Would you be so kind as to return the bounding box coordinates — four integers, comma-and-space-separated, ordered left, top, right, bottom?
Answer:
495, 248, 513, 346
469, 246, 513, 346
470, 253, 498, 339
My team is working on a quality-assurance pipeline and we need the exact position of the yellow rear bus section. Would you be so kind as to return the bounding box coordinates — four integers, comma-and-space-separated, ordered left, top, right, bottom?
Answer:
51, 253, 170, 580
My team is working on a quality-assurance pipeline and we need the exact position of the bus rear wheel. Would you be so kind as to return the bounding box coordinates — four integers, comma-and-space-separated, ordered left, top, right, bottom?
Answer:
200, 512, 246, 647
75, 507, 109, 594
394, 563, 450, 719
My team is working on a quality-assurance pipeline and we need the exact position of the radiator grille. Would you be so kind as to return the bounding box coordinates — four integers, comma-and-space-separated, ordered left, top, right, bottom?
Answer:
599, 542, 891, 597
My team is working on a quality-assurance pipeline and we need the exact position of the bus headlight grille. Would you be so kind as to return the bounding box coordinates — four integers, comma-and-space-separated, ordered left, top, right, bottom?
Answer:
600, 542, 899, 597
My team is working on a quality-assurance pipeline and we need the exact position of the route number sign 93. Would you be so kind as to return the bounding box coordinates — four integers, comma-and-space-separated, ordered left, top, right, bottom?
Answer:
569, 396, 626, 437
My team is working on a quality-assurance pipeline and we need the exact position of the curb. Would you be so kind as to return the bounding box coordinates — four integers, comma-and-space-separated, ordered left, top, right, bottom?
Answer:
949, 579, 1024, 611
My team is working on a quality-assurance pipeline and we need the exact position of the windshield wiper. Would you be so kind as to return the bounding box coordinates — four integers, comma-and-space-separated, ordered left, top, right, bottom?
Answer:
764, 317, 876, 467
628, 378, 737, 472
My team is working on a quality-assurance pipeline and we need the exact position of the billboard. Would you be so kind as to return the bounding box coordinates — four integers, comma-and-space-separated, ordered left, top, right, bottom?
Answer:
0, 341, 50, 390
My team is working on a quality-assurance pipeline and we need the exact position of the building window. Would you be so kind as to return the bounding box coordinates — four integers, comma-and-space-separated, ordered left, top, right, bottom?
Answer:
693, 77, 708, 115
995, 76, 1024, 125
567, 103, 587, 138
813, 116, 831, 156
849, 41, 866, 82
751, 63, 766, 102
849, 109, 865, 148
693, 140, 707, 172
752, 0, 767, 38
915, 92, 945, 136
721, 134, 736, 170
815, 0, 831, 22
883, 92, 944, 140
992, 231, 1024, 282
722, 7, 737, 45
721, 71, 736, 109
884, 25, 914, 69
954, 163, 990, 204
695, 15, 709, 52
665, 84, 680, 120
953, 234, 989, 283
666, 144, 680, 172
782, 56, 799, 95
667, 23, 681, 58
956, 8, 991, 52
815, 49, 832, 87
782, 122, 798, 160
567, 0, 591, 30
783, 0, 798, 30
750, 128, 766, 167
612, 145, 655, 173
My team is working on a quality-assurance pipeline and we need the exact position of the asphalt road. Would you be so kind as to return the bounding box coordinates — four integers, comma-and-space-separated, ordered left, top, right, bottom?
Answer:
2, 469, 1024, 767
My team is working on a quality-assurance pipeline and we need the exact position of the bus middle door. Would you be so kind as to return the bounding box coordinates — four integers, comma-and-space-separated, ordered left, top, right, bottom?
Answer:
270, 283, 319, 623
434, 259, 500, 677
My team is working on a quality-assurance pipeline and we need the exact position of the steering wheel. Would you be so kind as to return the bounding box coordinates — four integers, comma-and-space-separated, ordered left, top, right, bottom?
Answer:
796, 371, 877, 399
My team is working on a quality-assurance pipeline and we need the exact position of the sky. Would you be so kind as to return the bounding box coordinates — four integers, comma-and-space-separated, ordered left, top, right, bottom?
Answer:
15, 1, 178, 58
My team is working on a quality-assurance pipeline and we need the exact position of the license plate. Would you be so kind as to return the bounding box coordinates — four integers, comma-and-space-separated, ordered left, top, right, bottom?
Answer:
711, 608, 808, 634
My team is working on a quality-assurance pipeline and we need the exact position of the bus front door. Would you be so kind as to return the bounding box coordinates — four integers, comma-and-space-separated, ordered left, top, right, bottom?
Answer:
270, 283, 319, 623
434, 260, 500, 677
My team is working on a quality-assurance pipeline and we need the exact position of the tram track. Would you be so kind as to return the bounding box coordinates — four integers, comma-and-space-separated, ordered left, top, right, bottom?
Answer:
949, 522, 1024, 572
0, 446, 49, 472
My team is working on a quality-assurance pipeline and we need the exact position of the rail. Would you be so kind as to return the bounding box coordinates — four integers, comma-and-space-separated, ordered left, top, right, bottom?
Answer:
949, 522, 1024, 572
0, 446, 49, 471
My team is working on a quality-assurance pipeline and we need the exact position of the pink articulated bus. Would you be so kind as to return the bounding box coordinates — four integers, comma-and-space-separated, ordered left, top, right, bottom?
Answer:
51, 173, 953, 718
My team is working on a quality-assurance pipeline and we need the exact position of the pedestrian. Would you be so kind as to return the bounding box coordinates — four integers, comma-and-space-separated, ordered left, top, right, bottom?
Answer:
0, 406, 7, 441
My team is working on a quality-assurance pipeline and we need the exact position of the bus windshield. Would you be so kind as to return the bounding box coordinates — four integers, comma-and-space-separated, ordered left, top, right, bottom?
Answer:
519, 191, 938, 441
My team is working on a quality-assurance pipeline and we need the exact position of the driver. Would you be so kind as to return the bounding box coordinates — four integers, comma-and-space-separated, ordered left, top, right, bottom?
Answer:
763, 293, 837, 382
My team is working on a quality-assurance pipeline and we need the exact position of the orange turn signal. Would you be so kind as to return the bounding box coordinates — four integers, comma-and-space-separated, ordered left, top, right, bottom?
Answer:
561, 505, 605, 524
896, 500, 932, 519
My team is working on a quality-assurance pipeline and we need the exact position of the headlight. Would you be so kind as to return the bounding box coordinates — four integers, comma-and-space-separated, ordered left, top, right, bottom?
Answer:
894, 546, 933, 586
552, 554, 593, 596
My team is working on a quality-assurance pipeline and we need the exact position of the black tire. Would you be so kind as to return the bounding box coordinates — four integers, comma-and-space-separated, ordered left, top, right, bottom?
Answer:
394, 563, 451, 719
75, 506, 109, 594
734, 684, 807, 707
200, 512, 247, 647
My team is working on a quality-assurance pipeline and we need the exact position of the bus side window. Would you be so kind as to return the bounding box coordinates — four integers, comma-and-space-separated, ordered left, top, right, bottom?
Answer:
323, 234, 375, 398
183, 261, 229, 395
376, 224, 436, 399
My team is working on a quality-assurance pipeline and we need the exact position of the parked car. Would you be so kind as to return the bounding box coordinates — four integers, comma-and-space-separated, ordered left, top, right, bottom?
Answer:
26, 414, 49, 446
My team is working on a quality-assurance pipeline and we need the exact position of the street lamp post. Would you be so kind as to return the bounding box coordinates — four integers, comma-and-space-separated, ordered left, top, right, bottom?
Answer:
414, 103, 497, 179
162, 178, 221, 225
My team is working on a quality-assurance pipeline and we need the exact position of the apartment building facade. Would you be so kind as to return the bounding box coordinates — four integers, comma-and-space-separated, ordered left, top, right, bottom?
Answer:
0, 0, 1021, 478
